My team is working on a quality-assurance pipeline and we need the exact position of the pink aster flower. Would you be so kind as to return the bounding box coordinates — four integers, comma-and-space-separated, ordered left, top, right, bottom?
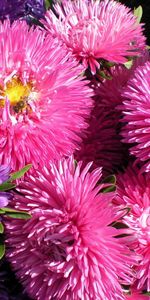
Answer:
0, 20, 93, 171
97, 51, 150, 110
121, 58, 150, 173
43, 0, 146, 74
6, 157, 137, 300
75, 98, 125, 176
117, 166, 150, 291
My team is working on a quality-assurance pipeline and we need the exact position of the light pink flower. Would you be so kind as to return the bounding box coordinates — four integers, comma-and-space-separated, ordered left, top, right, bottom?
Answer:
121, 59, 150, 173
43, 0, 146, 74
117, 166, 150, 291
0, 20, 93, 171
6, 157, 137, 300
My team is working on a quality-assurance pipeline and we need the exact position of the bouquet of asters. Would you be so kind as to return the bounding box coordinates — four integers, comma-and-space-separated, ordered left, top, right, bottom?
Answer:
0, 0, 150, 299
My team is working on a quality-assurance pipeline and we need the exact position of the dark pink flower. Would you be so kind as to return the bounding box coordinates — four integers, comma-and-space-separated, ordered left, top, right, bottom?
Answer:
121, 58, 150, 173
117, 166, 150, 291
75, 100, 125, 176
6, 157, 137, 300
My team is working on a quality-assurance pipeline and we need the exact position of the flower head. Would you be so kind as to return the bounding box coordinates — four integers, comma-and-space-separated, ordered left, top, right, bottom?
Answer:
121, 59, 150, 173
0, 20, 93, 171
0, 0, 46, 23
117, 166, 150, 291
6, 157, 137, 300
75, 99, 125, 176
44, 0, 146, 74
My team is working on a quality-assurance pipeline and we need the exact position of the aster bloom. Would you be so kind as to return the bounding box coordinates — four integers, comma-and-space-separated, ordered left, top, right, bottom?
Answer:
0, 20, 93, 171
43, 0, 146, 74
6, 157, 137, 300
117, 166, 150, 291
75, 98, 125, 176
95, 50, 150, 110
0, 0, 46, 23
96, 65, 132, 109
121, 59, 150, 173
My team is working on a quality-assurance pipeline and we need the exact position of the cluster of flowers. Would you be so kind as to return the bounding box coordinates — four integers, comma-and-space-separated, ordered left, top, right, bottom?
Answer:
0, 0, 150, 299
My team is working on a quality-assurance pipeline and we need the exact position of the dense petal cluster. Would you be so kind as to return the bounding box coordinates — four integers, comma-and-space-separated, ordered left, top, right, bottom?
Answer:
6, 157, 137, 300
0, 0, 46, 23
44, 0, 146, 73
117, 166, 150, 291
0, 21, 93, 171
121, 60, 150, 173
75, 98, 125, 176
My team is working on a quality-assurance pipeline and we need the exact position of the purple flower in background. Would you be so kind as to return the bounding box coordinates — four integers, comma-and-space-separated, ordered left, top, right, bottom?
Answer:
0, 165, 10, 185
0, 0, 46, 23
0, 165, 11, 208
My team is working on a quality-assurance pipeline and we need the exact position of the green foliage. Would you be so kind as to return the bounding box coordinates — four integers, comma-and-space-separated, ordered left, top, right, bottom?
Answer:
9, 164, 32, 181
0, 222, 4, 234
0, 164, 32, 260
0, 242, 5, 259
134, 5, 143, 24
124, 59, 133, 69
98, 175, 116, 193
45, 0, 53, 9
0, 182, 16, 191
1, 208, 31, 220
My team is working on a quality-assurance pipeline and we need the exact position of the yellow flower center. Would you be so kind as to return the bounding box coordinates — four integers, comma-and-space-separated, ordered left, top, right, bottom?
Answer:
0, 77, 33, 113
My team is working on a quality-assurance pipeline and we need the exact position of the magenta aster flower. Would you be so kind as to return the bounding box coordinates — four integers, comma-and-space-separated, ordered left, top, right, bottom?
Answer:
117, 166, 150, 291
0, 21, 93, 171
43, 0, 146, 74
121, 59, 150, 173
75, 99, 125, 176
6, 157, 137, 300
97, 51, 150, 110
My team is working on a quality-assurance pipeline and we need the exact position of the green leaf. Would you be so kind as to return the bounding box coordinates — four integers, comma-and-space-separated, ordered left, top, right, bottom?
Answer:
102, 175, 116, 185
124, 60, 133, 69
45, 0, 52, 9
3, 208, 31, 220
111, 221, 128, 229
119, 207, 131, 217
0, 222, 4, 234
0, 182, 16, 191
98, 71, 112, 80
134, 5, 143, 23
100, 185, 116, 193
10, 164, 32, 181
74, 160, 78, 167
0, 243, 5, 260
